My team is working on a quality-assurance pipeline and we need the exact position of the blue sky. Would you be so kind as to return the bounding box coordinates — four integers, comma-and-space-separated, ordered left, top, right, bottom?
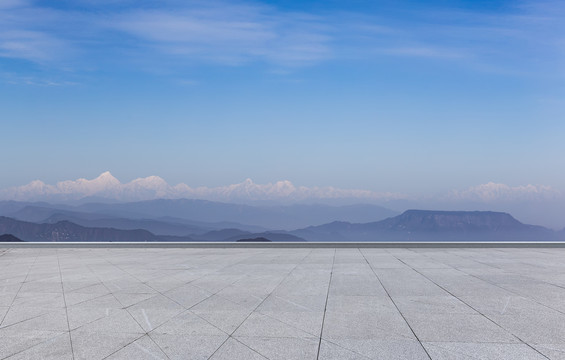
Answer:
1, 0, 564, 195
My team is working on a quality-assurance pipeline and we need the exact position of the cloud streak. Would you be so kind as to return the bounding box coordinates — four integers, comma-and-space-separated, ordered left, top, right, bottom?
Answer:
1, 0, 563, 74
109, 4, 332, 66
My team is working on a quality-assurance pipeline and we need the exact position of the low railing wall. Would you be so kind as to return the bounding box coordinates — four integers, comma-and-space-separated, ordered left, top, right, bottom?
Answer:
2, 241, 565, 248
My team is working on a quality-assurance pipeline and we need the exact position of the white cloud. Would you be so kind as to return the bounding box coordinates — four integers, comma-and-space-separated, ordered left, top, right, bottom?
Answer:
0, 30, 68, 63
0, 171, 405, 202
2, 173, 562, 206
379, 46, 467, 59
447, 182, 561, 202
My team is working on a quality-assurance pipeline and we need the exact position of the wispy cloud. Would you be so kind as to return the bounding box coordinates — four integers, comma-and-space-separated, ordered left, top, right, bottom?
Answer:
0, 30, 69, 63
378, 46, 467, 59
0, 1, 74, 64
0, 72, 77, 86
0, 0, 563, 75
109, 4, 332, 67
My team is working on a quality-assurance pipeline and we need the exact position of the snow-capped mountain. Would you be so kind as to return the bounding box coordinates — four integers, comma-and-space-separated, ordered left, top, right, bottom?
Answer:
0, 172, 403, 203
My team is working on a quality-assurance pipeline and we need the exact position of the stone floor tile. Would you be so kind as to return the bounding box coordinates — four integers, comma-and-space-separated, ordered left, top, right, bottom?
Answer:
209, 337, 268, 360
4, 332, 72, 360
105, 335, 168, 360
532, 343, 565, 360
235, 336, 319, 360
70, 329, 142, 360
423, 342, 548, 360
150, 334, 228, 360
324, 338, 430, 360
404, 313, 518, 343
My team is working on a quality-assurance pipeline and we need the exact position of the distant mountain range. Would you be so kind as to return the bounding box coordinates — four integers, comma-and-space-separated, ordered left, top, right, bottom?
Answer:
0, 208, 562, 242
0, 217, 305, 242
0, 199, 397, 231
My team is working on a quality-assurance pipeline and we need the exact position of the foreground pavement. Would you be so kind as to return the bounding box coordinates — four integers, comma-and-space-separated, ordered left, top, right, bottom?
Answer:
0, 247, 564, 359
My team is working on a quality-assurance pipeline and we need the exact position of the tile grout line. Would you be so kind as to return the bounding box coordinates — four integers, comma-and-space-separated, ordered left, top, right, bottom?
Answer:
315, 248, 336, 360
56, 249, 76, 360
358, 248, 433, 360
398, 248, 550, 360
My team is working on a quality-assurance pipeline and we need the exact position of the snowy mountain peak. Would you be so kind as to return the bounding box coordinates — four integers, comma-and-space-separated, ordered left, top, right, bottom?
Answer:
91, 171, 121, 187
96, 171, 119, 181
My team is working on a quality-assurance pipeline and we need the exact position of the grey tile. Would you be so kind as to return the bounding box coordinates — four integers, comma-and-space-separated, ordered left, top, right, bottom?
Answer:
258, 310, 324, 336
127, 294, 185, 332
532, 343, 565, 360
322, 311, 415, 341
324, 338, 429, 360
105, 335, 168, 360
70, 329, 142, 360
326, 295, 397, 314
318, 340, 371, 360
10, 292, 66, 309
0, 293, 18, 307
393, 295, 476, 315
112, 292, 157, 308
151, 333, 228, 360
164, 284, 212, 309
404, 313, 518, 343
151, 310, 225, 336
0, 326, 66, 359
235, 336, 319, 360
233, 312, 315, 338
487, 311, 565, 344
210, 337, 268, 360
423, 342, 548, 360
77, 308, 144, 334
4, 332, 72, 360
2, 309, 68, 332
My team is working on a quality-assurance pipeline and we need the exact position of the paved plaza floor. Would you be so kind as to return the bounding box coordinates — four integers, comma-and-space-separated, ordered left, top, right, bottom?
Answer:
1, 247, 565, 359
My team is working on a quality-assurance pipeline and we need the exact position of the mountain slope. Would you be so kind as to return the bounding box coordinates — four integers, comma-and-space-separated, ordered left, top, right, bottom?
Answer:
5, 205, 264, 236
292, 210, 559, 241
0, 234, 23, 242
0, 216, 165, 242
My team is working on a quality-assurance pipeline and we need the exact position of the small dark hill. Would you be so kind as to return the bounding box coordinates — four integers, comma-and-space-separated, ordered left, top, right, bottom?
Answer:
226, 232, 306, 242
0, 234, 23, 242
236, 237, 272, 242
192, 228, 252, 241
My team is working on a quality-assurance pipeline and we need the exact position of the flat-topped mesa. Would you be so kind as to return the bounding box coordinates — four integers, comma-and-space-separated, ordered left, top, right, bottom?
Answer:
379, 210, 530, 232
295, 210, 557, 241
